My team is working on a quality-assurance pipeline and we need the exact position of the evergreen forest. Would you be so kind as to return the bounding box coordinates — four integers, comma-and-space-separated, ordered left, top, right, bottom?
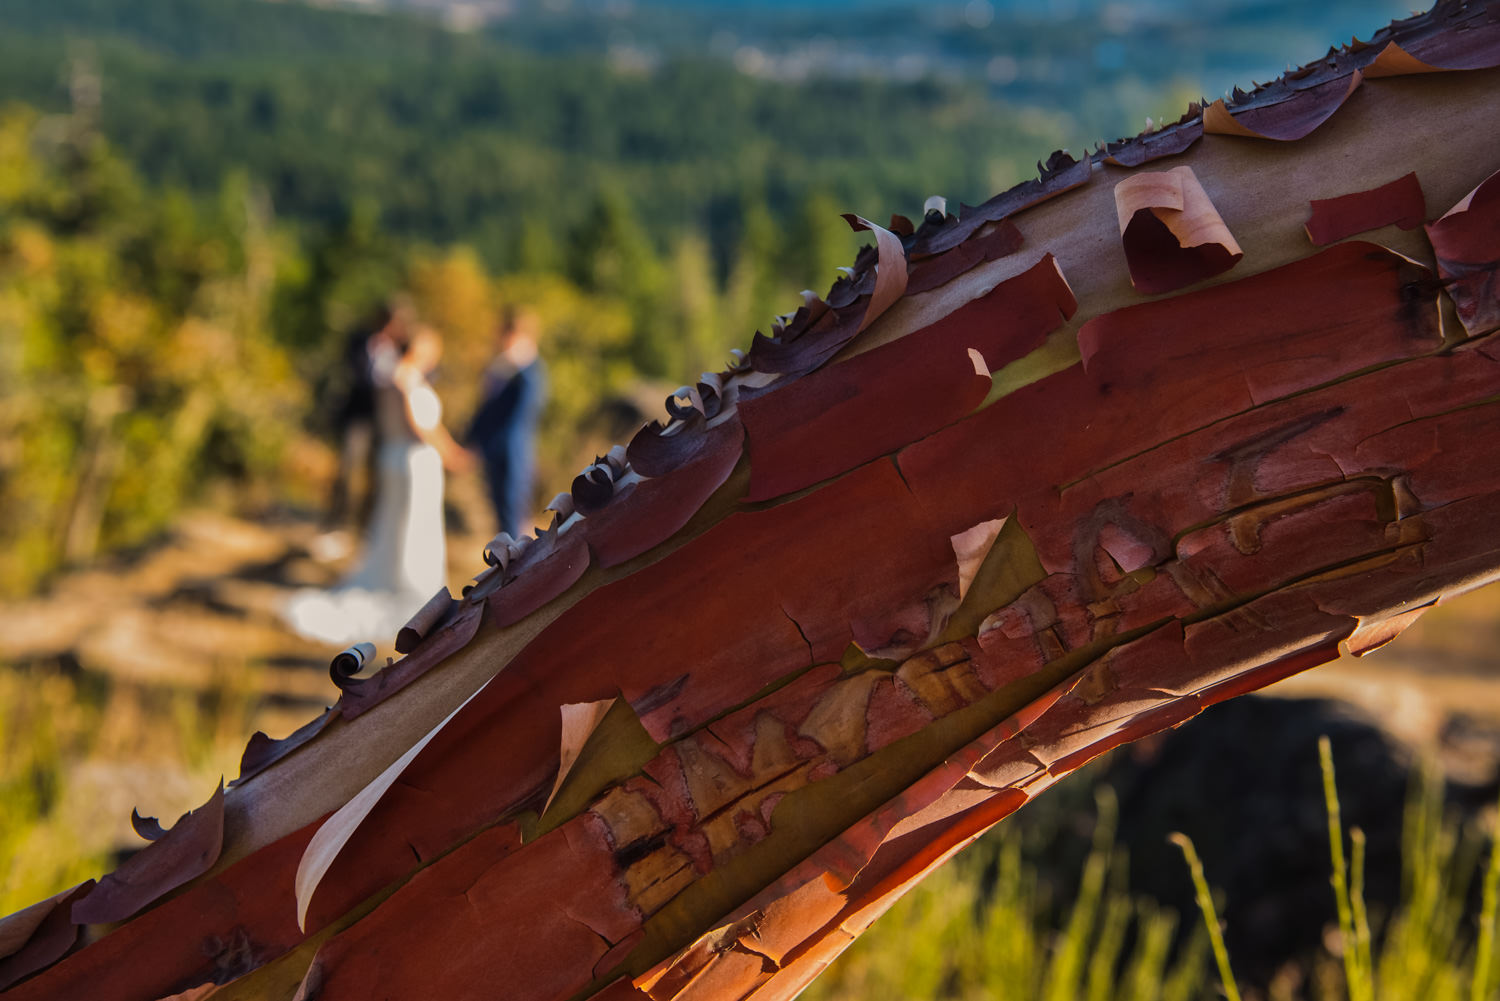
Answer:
0, 0, 1414, 594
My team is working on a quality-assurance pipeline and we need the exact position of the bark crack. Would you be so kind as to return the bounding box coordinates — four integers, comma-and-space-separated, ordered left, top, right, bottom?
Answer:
1057, 336, 1468, 492
781, 606, 815, 666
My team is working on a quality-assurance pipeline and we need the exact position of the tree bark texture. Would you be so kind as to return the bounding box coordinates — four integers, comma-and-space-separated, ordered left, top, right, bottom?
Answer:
4, 5, 1500, 999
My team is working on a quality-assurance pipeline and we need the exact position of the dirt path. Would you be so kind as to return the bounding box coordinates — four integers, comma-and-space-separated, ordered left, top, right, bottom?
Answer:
0, 508, 492, 856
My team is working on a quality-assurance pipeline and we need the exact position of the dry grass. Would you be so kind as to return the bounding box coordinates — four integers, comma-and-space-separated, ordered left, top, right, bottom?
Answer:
0, 664, 258, 915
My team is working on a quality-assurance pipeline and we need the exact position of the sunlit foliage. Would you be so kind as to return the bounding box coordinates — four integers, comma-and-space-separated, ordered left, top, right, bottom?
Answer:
0, 109, 302, 595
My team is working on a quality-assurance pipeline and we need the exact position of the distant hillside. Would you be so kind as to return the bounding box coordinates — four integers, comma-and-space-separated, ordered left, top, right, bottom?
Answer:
375, 0, 1420, 111
0, 0, 1066, 271
0, 0, 1417, 271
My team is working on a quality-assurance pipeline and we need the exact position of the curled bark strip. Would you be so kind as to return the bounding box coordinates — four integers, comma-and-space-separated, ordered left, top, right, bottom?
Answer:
780, 294, 816, 333
471, 520, 569, 605
296, 684, 494, 931
1166, 1, 1491, 142
627, 412, 707, 479
544, 699, 617, 815
1102, 118, 1204, 167
0, 883, 84, 964
16, 817, 325, 1001
1345, 602, 1435, 656
904, 219, 1025, 296
1306, 171, 1426, 245
733, 217, 906, 381
1364, 18, 1500, 76
329, 641, 376, 687
741, 261, 870, 378
232, 708, 338, 787
584, 417, 746, 569
72, 785, 225, 926
571, 462, 618, 514
745, 304, 861, 378
841, 214, 910, 333
482, 531, 519, 570
908, 205, 952, 251
664, 385, 705, 421
0, 881, 93, 990
907, 151, 1091, 258
740, 255, 1076, 502
1365, 40, 1453, 77
1204, 70, 1362, 141
464, 566, 497, 599
1426, 168, 1500, 337
485, 529, 591, 629
131, 810, 168, 843
336, 604, 486, 720
394, 588, 456, 655
546, 492, 576, 523
501, 533, 534, 572
0, 913, 47, 967
663, 376, 724, 422
952, 519, 1008, 603
1098, 3, 1487, 167
697, 378, 724, 419
826, 245, 879, 308
1114, 166, 1243, 294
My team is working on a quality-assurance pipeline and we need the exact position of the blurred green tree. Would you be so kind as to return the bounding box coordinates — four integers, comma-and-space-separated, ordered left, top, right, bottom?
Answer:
0, 108, 303, 595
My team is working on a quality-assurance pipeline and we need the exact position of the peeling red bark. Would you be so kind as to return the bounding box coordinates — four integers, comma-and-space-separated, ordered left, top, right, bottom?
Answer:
1364, 15, 1500, 75
233, 708, 338, 785
394, 587, 457, 654
904, 220, 1024, 294
901, 242, 1439, 552
1204, 72, 1362, 142
1426, 168, 1500, 336
485, 529, 591, 629
9, 8, 1500, 999
0, 881, 93, 991
1306, 171, 1426, 245
906, 152, 1091, 258
332, 600, 486, 720
1115, 166, 1243, 293
3, 821, 320, 1001
585, 418, 745, 569
1102, 120, 1204, 167
72, 784, 225, 926
299, 820, 636, 1001
740, 255, 1075, 501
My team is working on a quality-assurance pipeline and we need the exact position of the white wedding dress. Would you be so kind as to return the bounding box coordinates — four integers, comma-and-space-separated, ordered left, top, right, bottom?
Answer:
286, 372, 447, 647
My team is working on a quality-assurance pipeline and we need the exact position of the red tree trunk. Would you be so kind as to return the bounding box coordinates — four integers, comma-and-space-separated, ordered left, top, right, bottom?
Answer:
3, 6, 1500, 1000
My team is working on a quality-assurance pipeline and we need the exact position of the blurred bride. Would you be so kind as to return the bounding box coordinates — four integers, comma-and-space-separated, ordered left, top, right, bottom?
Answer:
286, 325, 472, 646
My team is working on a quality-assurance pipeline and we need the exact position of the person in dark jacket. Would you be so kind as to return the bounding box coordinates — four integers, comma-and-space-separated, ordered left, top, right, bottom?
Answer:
466, 305, 547, 536
323, 300, 411, 536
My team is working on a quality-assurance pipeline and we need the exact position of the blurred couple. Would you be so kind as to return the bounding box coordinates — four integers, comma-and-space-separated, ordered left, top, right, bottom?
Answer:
286, 305, 546, 647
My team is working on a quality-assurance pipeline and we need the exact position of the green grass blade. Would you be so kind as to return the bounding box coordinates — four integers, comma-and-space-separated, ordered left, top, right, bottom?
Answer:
1472, 787, 1500, 1001
1321, 735, 1369, 1001
1351, 826, 1375, 999
1042, 788, 1118, 1001
1169, 831, 1242, 1001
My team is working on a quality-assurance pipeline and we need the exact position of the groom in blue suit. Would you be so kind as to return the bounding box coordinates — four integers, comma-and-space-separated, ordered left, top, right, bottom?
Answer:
466, 306, 547, 537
